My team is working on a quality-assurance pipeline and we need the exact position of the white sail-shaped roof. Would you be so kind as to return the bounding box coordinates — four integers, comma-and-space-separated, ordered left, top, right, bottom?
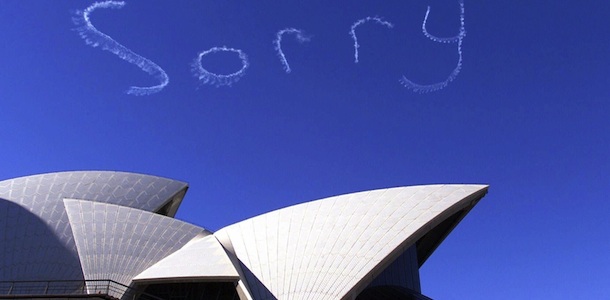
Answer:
214, 184, 488, 300
0, 171, 188, 213
63, 199, 207, 294
0, 171, 188, 282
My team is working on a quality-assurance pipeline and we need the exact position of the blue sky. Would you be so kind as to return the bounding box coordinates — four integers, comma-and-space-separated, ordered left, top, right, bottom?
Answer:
1, 0, 609, 298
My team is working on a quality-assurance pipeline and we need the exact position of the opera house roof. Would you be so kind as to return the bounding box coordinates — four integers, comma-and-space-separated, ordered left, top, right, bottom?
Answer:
0, 171, 488, 300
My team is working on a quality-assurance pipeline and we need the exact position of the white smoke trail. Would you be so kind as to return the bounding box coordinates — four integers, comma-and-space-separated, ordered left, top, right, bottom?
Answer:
400, 0, 466, 93
422, 4, 466, 43
349, 16, 394, 63
73, 1, 169, 96
274, 28, 311, 73
191, 46, 249, 87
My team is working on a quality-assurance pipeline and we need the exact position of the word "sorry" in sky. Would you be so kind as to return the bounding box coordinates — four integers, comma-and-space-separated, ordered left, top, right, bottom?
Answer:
73, 1, 466, 95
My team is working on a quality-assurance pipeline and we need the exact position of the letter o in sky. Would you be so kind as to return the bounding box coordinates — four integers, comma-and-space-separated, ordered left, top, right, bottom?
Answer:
191, 46, 250, 87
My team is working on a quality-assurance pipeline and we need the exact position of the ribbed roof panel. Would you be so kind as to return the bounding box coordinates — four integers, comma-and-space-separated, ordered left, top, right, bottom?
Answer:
215, 184, 488, 300
0, 171, 188, 282
63, 199, 207, 297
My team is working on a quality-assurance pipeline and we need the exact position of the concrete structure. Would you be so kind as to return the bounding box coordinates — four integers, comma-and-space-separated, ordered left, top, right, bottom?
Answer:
0, 171, 488, 300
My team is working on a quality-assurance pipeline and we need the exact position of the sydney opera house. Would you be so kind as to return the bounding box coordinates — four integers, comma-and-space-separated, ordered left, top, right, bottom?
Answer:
0, 171, 488, 300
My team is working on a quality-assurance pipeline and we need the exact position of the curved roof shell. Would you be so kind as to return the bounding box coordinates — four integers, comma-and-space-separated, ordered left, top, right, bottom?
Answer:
0, 171, 189, 282
214, 184, 488, 300
0, 171, 188, 214
64, 199, 207, 293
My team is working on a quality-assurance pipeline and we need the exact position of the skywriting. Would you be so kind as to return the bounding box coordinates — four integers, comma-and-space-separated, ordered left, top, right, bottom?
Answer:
73, 1, 467, 95
73, 1, 170, 96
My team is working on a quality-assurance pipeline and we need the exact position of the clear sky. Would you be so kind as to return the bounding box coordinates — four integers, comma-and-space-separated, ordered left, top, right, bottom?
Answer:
1, 0, 609, 298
